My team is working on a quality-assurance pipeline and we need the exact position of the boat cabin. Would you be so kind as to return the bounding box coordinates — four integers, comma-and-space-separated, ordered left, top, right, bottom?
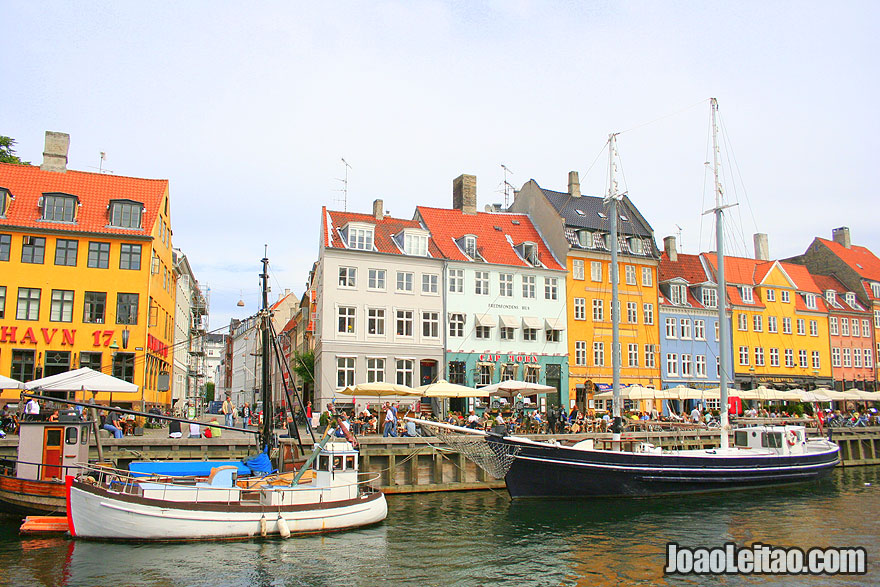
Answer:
733, 425, 807, 455
17, 414, 93, 481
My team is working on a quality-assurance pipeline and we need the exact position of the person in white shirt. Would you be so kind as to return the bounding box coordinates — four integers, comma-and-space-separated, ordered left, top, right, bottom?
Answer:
25, 398, 40, 421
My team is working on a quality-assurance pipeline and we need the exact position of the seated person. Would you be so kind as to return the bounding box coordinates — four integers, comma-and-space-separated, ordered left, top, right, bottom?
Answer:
168, 419, 182, 438
103, 410, 124, 439
189, 422, 201, 438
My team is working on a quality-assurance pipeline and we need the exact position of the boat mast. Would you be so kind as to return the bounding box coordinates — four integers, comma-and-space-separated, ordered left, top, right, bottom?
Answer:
605, 133, 623, 442
710, 98, 732, 451
260, 250, 273, 451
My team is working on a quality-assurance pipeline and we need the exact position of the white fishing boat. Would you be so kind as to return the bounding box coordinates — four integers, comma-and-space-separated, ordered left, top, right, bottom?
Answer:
66, 437, 387, 540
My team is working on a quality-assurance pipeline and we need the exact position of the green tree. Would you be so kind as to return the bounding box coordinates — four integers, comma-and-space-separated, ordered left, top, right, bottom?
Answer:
0, 136, 30, 165
205, 382, 215, 403
292, 351, 315, 385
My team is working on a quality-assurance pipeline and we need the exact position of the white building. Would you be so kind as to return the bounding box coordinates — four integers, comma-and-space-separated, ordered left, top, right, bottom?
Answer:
172, 249, 207, 412
314, 199, 445, 409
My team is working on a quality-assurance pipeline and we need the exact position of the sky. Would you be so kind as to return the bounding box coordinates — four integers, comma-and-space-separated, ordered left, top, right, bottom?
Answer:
2, 1, 878, 328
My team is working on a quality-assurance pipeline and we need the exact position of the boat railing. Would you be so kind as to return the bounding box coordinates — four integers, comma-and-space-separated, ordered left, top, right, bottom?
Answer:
1, 456, 84, 480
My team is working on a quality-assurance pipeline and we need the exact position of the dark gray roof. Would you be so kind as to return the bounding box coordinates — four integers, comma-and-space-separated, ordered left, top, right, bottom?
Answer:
541, 188, 654, 238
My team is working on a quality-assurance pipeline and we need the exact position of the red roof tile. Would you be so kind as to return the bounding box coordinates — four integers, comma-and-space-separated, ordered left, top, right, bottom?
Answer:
818, 238, 880, 282
659, 252, 709, 283
0, 162, 168, 237
415, 207, 564, 270
322, 207, 443, 258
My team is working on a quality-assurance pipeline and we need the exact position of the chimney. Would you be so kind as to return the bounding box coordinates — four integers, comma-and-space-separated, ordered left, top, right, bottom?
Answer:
372, 199, 384, 221
832, 226, 851, 249
754, 233, 770, 261
452, 174, 477, 215
568, 171, 581, 198
663, 236, 678, 262
41, 131, 70, 173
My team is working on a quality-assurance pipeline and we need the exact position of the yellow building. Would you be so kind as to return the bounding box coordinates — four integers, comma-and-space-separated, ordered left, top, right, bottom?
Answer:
0, 132, 176, 409
704, 254, 832, 389
509, 172, 662, 412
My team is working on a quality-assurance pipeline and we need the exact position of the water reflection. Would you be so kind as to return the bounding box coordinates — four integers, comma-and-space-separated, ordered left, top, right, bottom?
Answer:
0, 468, 877, 586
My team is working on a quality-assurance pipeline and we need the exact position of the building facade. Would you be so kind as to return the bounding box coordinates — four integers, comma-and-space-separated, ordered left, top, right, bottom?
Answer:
658, 238, 725, 392
509, 171, 661, 411
416, 175, 568, 412
0, 132, 176, 409
314, 200, 445, 409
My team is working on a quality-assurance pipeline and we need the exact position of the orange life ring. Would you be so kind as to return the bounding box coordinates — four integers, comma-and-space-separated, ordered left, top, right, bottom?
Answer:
786, 430, 798, 446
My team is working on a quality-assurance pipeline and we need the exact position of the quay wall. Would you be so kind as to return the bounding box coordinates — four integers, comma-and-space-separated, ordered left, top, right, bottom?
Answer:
2, 427, 878, 493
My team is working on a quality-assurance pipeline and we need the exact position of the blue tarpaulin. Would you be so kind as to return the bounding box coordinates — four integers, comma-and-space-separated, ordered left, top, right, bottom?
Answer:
243, 446, 274, 474
129, 460, 251, 477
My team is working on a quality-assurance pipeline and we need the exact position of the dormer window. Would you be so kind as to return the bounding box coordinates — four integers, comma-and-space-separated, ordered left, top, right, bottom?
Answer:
576, 229, 592, 248
41, 193, 78, 223
702, 287, 717, 308
845, 292, 856, 306
402, 230, 428, 257
872, 283, 880, 299
516, 242, 538, 266
805, 293, 817, 310
628, 237, 643, 254
345, 224, 374, 251
0, 187, 10, 217
825, 290, 836, 304
670, 284, 687, 305
463, 235, 477, 258
740, 286, 754, 303
109, 199, 144, 229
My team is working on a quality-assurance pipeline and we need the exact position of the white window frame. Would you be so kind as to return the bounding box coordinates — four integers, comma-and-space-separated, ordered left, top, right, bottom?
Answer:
665, 317, 677, 338
337, 306, 356, 334
449, 313, 465, 337
627, 301, 637, 324
367, 307, 385, 336
575, 341, 587, 366
573, 298, 586, 321
627, 343, 639, 367
544, 277, 558, 300
522, 275, 536, 299
475, 271, 489, 295
396, 358, 414, 387
643, 303, 654, 325
694, 319, 705, 340
592, 299, 604, 322
591, 261, 602, 282
572, 259, 585, 281
741, 286, 754, 303
366, 357, 385, 383
625, 265, 636, 286
422, 274, 439, 295
396, 271, 414, 293
593, 342, 605, 367
395, 309, 414, 337
368, 268, 386, 290
338, 266, 357, 288
680, 318, 691, 339
347, 225, 374, 251
666, 353, 678, 376
780, 290, 790, 303
642, 267, 652, 287
422, 311, 440, 338
448, 268, 464, 293
644, 344, 656, 368
499, 273, 513, 297
336, 356, 356, 389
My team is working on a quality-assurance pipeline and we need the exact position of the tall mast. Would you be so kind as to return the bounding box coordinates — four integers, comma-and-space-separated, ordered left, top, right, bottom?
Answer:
605, 133, 623, 443
260, 249, 273, 451
710, 98, 732, 452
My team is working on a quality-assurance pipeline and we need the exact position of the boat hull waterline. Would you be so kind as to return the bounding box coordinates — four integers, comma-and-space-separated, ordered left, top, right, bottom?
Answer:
66, 478, 388, 541
489, 436, 840, 498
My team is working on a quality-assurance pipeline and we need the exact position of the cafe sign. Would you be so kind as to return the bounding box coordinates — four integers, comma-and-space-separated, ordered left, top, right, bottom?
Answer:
478, 353, 539, 363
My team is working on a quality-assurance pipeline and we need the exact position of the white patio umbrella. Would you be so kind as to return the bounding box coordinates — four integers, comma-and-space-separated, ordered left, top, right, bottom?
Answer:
25, 367, 139, 394
845, 389, 879, 401
415, 379, 488, 398
0, 374, 24, 390
479, 379, 556, 396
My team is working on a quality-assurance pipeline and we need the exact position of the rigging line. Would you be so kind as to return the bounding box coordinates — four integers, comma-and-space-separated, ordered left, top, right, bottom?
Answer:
618, 98, 711, 136
718, 112, 760, 235
582, 141, 611, 185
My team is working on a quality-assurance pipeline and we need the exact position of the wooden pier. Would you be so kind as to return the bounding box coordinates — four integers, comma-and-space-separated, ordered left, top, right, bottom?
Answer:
2, 426, 878, 494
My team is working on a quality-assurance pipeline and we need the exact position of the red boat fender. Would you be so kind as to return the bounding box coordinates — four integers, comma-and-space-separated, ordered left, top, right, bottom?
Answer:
65, 475, 76, 537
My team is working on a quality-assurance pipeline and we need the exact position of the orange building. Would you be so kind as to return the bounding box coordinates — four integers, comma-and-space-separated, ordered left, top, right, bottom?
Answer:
0, 132, 176, 409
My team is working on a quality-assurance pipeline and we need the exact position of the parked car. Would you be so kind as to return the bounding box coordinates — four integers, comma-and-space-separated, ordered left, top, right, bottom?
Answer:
206, 401, 223, 414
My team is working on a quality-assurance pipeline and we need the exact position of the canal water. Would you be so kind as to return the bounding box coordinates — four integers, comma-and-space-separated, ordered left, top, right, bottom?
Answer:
1, 467, 877, 586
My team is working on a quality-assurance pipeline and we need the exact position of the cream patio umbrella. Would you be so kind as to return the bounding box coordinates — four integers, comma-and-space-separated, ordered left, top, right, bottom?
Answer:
845, 389, 879, 402
338, 382, 421, 397
479, 379, 556, 396
0, 374, 24, 390
415, 380, 488, 398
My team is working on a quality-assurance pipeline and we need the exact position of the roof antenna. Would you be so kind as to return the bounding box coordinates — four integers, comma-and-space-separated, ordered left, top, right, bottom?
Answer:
675, 224, 683, 252
87, 151, 113, 174
500, 164, 514, 209
335, 158, 351, 211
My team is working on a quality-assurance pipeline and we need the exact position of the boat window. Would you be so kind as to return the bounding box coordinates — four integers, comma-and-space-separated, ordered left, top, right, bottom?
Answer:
333, 456, 343, 470
345, 456, 356, 470
317, 455, 330, 471
761, 432, 783, 448
65, 426, 78, 445
80, 425, 90, 445
734, 431, 749, 447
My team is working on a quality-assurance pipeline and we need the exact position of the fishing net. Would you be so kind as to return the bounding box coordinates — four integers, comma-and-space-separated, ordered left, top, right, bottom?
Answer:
425, 424, 520, 479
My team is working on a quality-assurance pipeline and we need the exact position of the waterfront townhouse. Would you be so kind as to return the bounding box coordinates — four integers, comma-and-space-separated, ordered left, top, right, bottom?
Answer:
0, 132, 176, 410
658, 237, 724, 394
415, 175, 568, 413
810, 275, 875, 390
314, 200, 445, 410
789, 227, 879, 390
509, 171, 662, 412
703, 236, 832, 390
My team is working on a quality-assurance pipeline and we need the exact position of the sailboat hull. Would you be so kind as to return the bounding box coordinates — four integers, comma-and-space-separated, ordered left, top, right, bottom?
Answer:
490, 436, 840, 498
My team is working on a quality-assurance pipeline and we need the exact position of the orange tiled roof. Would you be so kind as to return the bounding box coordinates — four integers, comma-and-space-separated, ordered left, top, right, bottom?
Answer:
817, 238, 880, 282
659, 252, 710, 284
0, 162, 168, 237
322, 207, 443, 258
415, 206, 564, 270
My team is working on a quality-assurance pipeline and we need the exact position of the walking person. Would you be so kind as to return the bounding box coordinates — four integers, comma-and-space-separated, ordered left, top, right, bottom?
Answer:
222, 394, 235, 428
383, 403, 397, 437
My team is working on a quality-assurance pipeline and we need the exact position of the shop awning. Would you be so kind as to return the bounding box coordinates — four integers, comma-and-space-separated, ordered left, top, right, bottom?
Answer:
498, 315, 519, 329
475, 313, 497, 327
544, 317, 565, 330
522, 316, 542, 329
